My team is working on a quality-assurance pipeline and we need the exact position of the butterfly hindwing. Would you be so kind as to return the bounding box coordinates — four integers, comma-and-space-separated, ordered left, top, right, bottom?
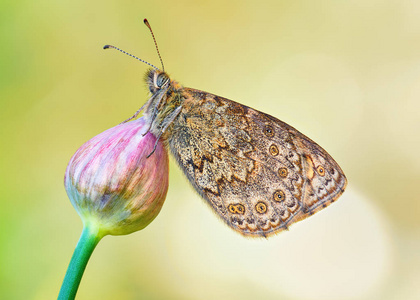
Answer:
166, 88, 347, 237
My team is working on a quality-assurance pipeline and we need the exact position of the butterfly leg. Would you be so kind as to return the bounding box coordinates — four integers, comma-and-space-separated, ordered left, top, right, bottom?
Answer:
142, 88, 168, 136
146, 106, 182, 158
119, 102, 147, 124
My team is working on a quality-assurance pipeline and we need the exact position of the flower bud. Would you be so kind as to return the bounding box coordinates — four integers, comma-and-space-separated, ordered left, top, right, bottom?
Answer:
64, 117, 169, 236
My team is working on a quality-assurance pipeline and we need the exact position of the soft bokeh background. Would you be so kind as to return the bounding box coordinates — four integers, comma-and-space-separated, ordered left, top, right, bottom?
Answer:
1, 0, 419, 299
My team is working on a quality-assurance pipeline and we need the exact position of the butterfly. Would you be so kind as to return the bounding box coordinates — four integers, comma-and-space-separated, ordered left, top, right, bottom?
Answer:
104, 19, 347, 237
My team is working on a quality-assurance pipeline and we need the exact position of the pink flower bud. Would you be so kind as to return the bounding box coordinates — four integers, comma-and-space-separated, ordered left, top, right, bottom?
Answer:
64, 118, 169, 236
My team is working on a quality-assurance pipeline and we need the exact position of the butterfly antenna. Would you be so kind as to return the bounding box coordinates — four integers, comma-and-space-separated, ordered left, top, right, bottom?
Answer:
103, 44, 160, 70
143, 19, 165, 71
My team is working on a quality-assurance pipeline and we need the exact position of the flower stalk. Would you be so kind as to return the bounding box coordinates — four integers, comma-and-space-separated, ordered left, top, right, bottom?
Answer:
58, 225, 103, 300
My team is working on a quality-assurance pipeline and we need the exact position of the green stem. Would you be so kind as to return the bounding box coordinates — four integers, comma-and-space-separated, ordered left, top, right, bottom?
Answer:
58, 225, 104, 300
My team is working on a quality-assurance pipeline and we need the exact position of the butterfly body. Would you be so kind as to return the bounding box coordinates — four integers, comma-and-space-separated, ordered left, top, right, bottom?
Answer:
143, 69, 347, 237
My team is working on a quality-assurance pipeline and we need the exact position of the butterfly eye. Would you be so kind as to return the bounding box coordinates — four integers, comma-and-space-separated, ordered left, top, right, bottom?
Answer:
156, 73, 168, 88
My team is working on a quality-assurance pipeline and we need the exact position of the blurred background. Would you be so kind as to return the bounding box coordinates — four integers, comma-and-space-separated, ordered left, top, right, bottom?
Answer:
1, 0, 419, 299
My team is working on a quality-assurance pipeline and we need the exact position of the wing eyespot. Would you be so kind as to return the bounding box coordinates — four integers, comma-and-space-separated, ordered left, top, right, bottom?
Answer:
264, 125, 274, 137
316, 165, 325, 176
278, 167, 288, 178
255, 201, 268, 214
273, 190, 285, 202
269, 144, 279, 156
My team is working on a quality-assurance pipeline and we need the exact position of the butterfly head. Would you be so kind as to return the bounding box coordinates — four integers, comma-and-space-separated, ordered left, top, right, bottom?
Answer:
145, 69, 171, 94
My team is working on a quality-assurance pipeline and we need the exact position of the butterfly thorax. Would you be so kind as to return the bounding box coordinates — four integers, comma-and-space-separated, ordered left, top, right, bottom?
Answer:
143, 69, 185, 139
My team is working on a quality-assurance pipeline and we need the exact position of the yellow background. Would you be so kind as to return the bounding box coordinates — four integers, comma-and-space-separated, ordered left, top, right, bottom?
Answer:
1, 0, 419, 299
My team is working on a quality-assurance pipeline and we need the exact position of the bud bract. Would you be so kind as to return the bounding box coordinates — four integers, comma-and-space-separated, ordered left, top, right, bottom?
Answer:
64, 117, 169, 236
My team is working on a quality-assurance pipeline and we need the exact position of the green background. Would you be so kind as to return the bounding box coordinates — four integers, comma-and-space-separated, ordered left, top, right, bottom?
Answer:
1, 0, 419, 299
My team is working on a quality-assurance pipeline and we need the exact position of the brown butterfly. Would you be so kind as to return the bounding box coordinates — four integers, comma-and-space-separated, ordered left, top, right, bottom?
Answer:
104, 19, 347, 237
